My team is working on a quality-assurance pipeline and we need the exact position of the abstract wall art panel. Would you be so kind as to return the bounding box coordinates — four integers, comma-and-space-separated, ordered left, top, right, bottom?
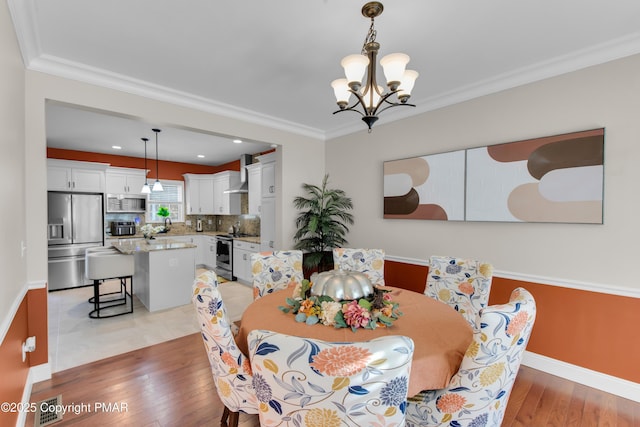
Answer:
383, 150, 465, 220
466, 128, 604, 223
383, 128, 604, 224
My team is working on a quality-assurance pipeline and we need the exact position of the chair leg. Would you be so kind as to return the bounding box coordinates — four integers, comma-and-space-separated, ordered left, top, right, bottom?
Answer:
220, 406, 240, 427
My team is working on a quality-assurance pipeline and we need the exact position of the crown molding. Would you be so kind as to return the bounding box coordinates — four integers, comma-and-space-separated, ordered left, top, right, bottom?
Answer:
28, 55, 326, 141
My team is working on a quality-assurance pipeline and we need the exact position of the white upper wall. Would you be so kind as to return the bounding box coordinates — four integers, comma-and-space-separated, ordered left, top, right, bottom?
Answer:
325, 54, 640, 292
0, 0, 27, 339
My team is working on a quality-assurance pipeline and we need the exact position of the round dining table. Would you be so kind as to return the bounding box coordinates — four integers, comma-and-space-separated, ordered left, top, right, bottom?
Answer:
235, 285, 473, 396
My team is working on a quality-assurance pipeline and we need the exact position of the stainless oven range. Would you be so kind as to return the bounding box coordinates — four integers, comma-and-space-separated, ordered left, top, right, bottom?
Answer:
214, 235, 234, 281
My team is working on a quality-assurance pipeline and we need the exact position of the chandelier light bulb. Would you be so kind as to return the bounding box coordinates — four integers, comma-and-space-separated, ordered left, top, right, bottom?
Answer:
380, 53, 410, 90
398, 69, 419, 100
341, 54, 369, 90
331, 78, 351, 108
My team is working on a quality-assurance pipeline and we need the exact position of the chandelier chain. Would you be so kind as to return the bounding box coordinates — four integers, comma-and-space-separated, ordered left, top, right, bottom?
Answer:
361, 19, 377, 54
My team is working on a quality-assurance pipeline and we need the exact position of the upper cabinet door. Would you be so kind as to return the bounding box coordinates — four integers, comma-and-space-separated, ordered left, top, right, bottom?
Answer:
47, 160, 107, 193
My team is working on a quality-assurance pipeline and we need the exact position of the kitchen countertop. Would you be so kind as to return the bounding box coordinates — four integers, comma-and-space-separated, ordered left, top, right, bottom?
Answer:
112, 238, 197, 255
106, 231, 261, 244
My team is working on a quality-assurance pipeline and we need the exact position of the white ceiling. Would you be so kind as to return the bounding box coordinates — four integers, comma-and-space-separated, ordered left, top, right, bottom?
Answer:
9, 0, 640, 165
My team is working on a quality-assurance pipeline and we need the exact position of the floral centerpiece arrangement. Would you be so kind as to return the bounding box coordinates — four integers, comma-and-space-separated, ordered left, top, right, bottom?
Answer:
279, 279, 402, 331
140, 223, 164, 240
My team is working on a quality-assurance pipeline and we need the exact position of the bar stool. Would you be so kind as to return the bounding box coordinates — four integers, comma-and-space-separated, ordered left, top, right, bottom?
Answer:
85, 247, 135, 319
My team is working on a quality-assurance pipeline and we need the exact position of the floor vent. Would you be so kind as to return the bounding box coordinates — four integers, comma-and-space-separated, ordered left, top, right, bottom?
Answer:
34, 395, 63, 427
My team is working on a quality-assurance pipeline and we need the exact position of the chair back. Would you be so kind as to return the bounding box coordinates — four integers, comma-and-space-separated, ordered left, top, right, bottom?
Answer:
406, 287, 536, 427
333, 248, 386, 286
251, 250, 303, 299
425, 255, 493, 328
192, 270, 258, 414
248, 329, 414, 427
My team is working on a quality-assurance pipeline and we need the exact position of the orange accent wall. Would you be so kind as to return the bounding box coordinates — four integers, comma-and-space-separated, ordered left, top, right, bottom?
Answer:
0, 296, 30, 427
27, 288, 48, 366
385, 260, 640, 384
47, 148, 239, 181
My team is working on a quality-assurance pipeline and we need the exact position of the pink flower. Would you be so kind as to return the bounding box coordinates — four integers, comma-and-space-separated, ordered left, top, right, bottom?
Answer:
342, 300, 371, 328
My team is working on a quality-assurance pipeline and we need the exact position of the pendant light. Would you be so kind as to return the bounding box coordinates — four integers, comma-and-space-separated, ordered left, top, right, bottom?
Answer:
140, 137, 151, 194
151, 128, 163, 192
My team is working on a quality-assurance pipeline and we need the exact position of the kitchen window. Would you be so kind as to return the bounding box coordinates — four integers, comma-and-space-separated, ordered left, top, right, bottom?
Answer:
146, 180, 185, 223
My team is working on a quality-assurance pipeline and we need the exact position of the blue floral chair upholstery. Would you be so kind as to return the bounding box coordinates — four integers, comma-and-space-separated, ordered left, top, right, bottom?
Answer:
333, 248, 386, 286
424, 255, 494, 328
192, 270, 258, 427
405, 287, 537, 427
251, 250, 304, 300
248, 329, 414, 427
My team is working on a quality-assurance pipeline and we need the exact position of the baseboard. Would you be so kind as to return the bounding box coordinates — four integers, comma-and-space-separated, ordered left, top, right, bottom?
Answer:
522, 351, 640, 402
16, 363, 51, 427
30, 362, 51, 383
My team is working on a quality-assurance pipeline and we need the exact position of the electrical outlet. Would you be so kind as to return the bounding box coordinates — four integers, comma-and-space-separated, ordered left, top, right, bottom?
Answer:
208, 219, 212, 225
185, 220, 192, 226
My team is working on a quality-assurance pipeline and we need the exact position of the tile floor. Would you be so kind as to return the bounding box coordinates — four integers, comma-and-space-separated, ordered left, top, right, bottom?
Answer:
47, 268, 254, 372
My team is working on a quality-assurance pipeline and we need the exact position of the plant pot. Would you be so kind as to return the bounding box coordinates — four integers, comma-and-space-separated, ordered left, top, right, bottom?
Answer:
302, 251, 334, 280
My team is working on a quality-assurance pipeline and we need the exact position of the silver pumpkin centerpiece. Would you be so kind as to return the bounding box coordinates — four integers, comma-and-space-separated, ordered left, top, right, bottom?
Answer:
310, 269, 374, 301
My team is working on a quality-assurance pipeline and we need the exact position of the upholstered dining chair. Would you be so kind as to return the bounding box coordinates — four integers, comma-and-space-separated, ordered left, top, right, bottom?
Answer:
424, 255, 493, 328
192, 270, 258, 427
333, 247, 386, 286
251, 250, 304, 300
405, 287, 537, 427
248, 329, 414, 427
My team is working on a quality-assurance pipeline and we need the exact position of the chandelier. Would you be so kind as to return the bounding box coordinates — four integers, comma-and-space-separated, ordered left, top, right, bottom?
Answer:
331, 2, 418, 131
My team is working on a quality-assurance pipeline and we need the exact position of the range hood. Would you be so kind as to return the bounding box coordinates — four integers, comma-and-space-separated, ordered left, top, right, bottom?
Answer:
224, 154, 253, 194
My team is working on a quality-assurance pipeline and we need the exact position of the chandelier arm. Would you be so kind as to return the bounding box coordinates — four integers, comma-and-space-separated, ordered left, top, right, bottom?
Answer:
332, 107, 365, 118
375, 101, 416, 116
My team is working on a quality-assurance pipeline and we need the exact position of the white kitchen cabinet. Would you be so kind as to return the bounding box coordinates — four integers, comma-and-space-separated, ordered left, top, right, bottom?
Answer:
106, 167, 147, 195
184, 174, 215, 215
256, 152, 277, 251
259, 153, 276, 198
246, 162, 262, 216
47, 159, 108, 193
203, 236, 217, 269
260, 197, 276, 251
233, 239, 260, 285
213, 171, 241, 215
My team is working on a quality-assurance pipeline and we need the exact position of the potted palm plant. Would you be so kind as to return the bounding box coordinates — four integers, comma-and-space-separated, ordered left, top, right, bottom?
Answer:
293, 174, 354, 277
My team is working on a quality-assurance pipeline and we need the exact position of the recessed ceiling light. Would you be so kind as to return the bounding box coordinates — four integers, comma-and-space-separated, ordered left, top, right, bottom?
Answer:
112, 145, 122, 150
197, 154, 205, 158
233, 139, 242, 144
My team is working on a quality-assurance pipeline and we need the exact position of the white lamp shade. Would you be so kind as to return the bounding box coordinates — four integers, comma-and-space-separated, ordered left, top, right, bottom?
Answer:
362, 85, 383, 109
380, 53, 410, 84
398, 69, 419, 97
341, 54, 369, 85
331, 79, 351, 104
140, 183, 151, 194
152, 180, 164, 192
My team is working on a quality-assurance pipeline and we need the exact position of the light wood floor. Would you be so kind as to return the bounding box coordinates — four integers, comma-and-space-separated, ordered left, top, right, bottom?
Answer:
27, 333, 638, 426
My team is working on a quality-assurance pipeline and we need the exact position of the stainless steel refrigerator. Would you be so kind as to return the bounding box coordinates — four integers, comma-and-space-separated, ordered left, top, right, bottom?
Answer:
47, 192, 104, 291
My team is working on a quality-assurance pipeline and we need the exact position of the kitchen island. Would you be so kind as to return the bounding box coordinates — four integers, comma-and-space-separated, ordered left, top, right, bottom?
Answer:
112, 238, 197, 312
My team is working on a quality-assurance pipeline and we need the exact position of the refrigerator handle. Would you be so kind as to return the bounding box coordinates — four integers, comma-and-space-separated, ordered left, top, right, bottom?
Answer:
48, 223, 64, 240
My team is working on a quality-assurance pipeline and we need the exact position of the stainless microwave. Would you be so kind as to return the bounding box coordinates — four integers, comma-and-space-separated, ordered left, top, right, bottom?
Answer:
106, 195, 146, 213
